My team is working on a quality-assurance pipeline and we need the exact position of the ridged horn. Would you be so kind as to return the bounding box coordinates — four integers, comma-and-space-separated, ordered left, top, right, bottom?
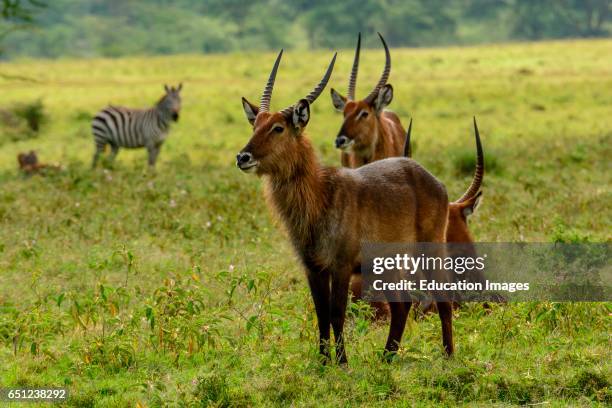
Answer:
260, 49, 283, 112
281, 53, 337, 116
347, 33, 361, 100
363, 32, 391, 104
403, 117, 412, 158
456, 117, 484, 203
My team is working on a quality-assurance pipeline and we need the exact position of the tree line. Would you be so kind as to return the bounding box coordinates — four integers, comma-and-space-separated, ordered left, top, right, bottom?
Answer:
0, 0, 610, 59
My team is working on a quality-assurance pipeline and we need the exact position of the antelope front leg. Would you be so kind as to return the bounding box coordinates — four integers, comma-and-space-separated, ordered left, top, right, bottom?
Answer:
330, 268, 351, 364
306, 269, 331, 363
436, 301, 454, 356
384, 301, 412, 361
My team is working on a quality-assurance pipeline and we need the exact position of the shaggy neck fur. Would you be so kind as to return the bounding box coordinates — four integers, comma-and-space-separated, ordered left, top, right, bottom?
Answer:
264, 136, 331, 249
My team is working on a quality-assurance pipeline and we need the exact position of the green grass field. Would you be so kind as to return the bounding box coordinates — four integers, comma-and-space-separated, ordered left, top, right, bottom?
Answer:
0, 39, 611, 407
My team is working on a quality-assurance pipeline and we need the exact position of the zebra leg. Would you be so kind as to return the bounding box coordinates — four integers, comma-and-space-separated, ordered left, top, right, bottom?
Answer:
109, 144, 120, 166
147, 145, 161, 168
92, 142, 105, 169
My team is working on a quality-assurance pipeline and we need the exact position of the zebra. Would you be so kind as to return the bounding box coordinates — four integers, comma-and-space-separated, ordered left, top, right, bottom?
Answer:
91, 83, 182, 168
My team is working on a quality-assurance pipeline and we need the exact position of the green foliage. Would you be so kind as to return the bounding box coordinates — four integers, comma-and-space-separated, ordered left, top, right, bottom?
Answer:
192, 373, 232, 407
510, 0, 611, 39
1, 0, 45, 23
13, 98, 45, 131
0, 0, 610, 59
0, 40, 610, 406
569, 369, 610, 403
0, 99, 46, 145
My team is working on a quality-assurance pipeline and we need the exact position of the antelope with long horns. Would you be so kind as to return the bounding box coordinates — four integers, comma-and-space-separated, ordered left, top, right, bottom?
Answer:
351, 118, 486, 317
403, 118, 484, 243
330, 33, 406, 168
236, 51, 453, 364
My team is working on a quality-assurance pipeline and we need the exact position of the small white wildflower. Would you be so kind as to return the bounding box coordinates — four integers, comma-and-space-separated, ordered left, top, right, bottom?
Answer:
228, 264, 235, 272
206, 221, 212, 228
75, 202, 80, 207
169, 199, 177, 208
217, 215, 223, 221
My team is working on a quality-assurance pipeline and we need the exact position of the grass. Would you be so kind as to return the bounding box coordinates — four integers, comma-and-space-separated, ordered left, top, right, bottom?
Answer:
0, 39, 611, 406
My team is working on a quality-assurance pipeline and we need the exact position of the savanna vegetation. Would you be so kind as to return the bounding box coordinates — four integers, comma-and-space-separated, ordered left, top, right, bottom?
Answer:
0, 39, 611, 406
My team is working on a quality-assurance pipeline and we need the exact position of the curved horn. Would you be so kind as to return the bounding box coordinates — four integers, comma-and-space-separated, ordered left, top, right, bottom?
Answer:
347, 33, 361, 100
281, 53, 337, 116
363, 32, 391, 104
403, 117, 412, 158
456, 117, 484, 203
260, 49, 283, 112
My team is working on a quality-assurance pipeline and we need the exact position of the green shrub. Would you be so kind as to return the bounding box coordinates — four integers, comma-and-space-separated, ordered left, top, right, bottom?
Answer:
193, 373, 231, 407
14, 99, 47, 132
0, 100, 48, 145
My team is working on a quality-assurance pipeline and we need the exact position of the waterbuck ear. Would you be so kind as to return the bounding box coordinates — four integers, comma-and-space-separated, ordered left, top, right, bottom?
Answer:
164, 84, 170, 93
177, 83, 183, 92
330, 88, 347, 112
242, 97, 259, 125
373, 84, 393, 113
292, 99, 310, 130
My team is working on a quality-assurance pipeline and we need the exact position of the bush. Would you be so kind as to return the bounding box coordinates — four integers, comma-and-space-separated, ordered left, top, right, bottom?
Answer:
0, 100, 48, 145
14, 99, 47, 132
193, 373, 231, 407
568, 370, 611, 403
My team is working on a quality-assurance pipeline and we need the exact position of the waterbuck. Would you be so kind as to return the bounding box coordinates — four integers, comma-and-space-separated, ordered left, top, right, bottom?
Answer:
236, 50, 452, 364
330, 33, 406, 168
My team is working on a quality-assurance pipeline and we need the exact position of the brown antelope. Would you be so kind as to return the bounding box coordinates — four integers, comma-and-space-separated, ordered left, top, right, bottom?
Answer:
330, 33, 406, 168
404, 118, 483, 244
350, 118, 485, 317
236, 50, 453, 363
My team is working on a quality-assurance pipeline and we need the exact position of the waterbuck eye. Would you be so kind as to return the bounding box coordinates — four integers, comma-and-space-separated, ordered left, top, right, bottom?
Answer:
273, 126, 284, 133
359, 110, 369, 119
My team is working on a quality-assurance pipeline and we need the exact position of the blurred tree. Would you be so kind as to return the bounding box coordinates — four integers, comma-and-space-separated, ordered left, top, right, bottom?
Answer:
302, 0, 383, 48
378, 0, 458, 47
558, 0, 610, 37
510, 0, 610, 39
0, 0, 609, 59
461, 0, 510, 20
1, 0, 46, 45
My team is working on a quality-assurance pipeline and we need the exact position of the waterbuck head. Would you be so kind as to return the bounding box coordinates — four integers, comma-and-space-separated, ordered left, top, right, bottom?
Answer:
236, 50, 337, 176
330, 33, 393, 152
158, 83, 183, 122
446, 118, 484, 242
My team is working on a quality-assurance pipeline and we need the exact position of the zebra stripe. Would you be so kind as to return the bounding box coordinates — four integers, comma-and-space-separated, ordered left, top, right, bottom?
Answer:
91, 85, 181, 168
92, 107, 166, 149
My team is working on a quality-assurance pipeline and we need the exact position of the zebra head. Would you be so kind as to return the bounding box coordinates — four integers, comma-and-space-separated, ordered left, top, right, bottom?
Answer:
158, 83, 183, 122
